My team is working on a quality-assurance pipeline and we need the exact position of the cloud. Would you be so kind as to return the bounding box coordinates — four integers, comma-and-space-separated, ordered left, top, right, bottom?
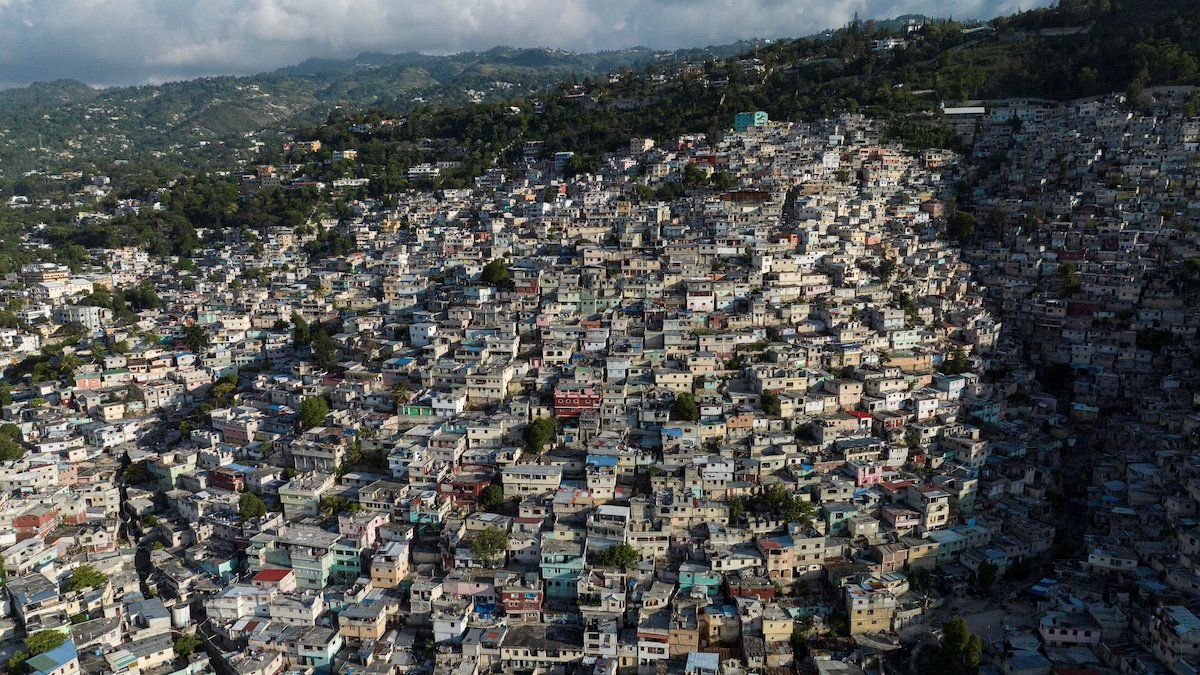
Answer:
0, 0, 1049, 88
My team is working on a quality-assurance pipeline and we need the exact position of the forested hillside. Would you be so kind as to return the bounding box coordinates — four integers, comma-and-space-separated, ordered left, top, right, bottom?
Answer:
293, 0, 1200, 184
0, 44, 753, 191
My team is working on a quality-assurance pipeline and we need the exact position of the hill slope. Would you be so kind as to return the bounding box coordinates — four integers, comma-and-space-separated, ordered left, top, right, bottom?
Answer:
0, 43, 752, 187
289, 0, 1199, 183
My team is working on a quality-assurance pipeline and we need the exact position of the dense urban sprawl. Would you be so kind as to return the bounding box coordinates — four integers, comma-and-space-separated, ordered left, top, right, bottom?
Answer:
2, 84, 1200, 675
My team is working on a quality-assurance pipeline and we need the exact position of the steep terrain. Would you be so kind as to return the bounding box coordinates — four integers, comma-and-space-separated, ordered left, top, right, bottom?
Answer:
0, 44, 753, 186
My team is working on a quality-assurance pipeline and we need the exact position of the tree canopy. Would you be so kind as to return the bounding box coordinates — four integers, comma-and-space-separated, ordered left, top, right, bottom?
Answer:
760, 391, 781, 416
481, 259, 512, 288
478, 484, 504, 511
670, 392, 699, 422
182, 323, 210, 354
471, 527, 509, 567
921, 616, 983, 674
174, 633, 202, 657
598, 543, 640, 568
238, 492, 268, 520
523, 417, 557, 454
66, 564, 107, 592
298, 396, 330, 430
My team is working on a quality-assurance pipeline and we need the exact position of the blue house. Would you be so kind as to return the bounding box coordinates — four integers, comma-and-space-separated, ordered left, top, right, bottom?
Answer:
540, 538, 585, 599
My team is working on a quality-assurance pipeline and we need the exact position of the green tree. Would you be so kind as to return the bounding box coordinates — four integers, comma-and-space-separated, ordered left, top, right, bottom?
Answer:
8, 630, 69, 672
943, 347, 969, 375
0, 424, 24, 462
1038, 362, 1076, 398
471, 527, 509, 567
878, 259, 897, 282
597, 543, 640, 567
25, 631, 67, 655
481, 259, 511, 288
310, 329, 337, 370
478, 484, 504, 511
123, 462, 149, 484
210, 375, 237, 407
791, 615, 817, 654
5, 651, 27, 673
0, 381, 11, 406
922, 616, 983, 674
57, 354, 83, 378
174, 632, 201, 657
320, 495, 355, 515
670, 392, 699, 422
1060, 261, 1081, 295
238, 492, 268, 520
946, 210, 977, 243
183, 323, 210, 353
523, 417, 557, 454
391, 383, 411, 411
711, 170, 737, 192
905, 427, 923, 450
751, 485, 815, 526
0, 435, 24, 462
291, 312, 311, 348
298, 396, 329, 430
977, 562, 998, 592
760, 391, 781, 416
729, 496, 746, 521
66, 564, 107, 592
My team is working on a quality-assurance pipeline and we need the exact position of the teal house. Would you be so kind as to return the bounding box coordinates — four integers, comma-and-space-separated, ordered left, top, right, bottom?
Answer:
733, 111, 768, 132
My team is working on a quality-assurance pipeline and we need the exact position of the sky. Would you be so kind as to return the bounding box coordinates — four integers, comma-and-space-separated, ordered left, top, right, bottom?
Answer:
0, 0, 1052, 89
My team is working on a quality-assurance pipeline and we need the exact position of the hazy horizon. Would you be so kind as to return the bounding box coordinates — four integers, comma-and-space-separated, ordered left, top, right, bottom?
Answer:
0, 0, 1052, 89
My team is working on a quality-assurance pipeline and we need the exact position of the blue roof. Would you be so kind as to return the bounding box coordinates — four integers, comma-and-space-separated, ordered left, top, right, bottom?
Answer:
687, 653, 720, 670
587, 455, 619, 467
26, 640, 77, 674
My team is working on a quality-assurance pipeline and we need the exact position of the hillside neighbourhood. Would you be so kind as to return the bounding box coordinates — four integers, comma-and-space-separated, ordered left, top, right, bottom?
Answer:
3, 20, 1200, 675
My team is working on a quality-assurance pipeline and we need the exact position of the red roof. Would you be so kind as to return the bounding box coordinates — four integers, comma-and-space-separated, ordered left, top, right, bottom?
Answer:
253, 569, 293, 582
847, 411, 872, 419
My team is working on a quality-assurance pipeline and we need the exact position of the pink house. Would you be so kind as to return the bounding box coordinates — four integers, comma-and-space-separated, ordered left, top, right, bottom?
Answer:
338, 511, 390, 548
74, 373, 102, 390
846, 460, 885, 487
441, 571, 497, 606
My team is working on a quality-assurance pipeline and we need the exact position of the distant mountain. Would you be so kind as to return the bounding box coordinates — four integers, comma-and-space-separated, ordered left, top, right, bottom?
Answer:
275, 0, 1198, 195
0, 43, 751, 187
